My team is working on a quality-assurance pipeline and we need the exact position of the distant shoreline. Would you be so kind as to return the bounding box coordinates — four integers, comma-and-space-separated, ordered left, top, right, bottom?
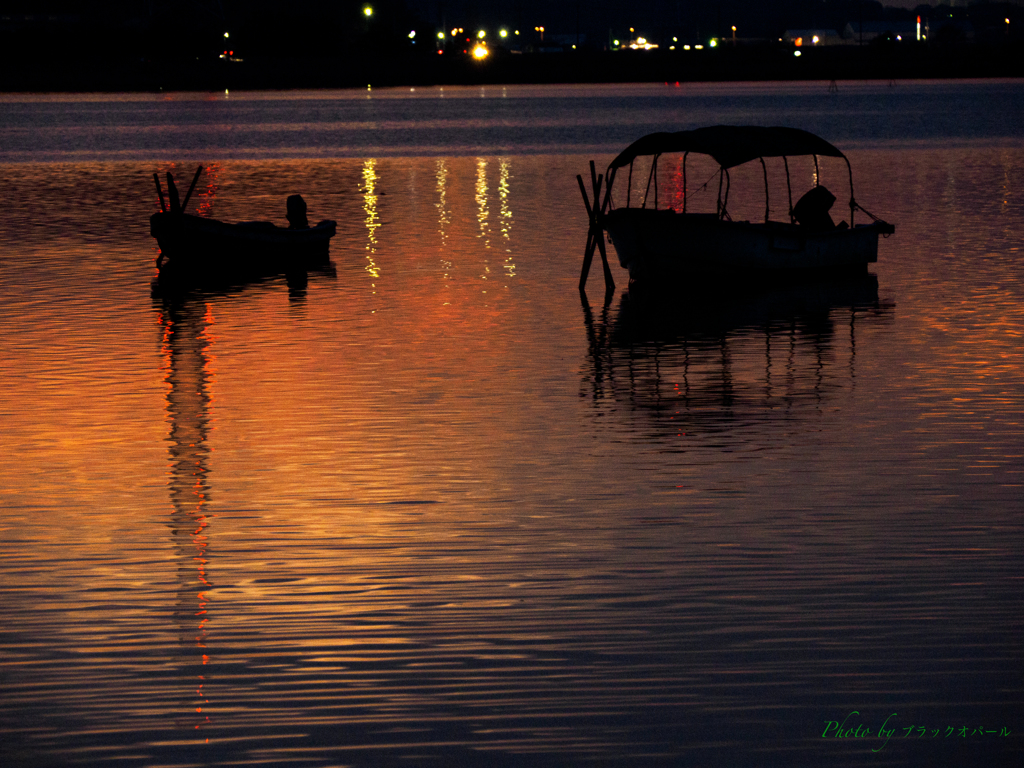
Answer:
3, 43, 1022, 93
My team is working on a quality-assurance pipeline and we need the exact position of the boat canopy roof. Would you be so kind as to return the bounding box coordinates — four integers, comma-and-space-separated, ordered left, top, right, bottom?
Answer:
608, 126, 847, 171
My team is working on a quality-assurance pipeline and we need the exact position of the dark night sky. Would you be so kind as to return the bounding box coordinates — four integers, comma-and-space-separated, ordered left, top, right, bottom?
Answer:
1, 0, 1020, 63
5, 1, 1005, 40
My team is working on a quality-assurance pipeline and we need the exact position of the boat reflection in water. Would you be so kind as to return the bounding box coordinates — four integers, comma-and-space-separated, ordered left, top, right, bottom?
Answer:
157, 294, 217, 742
154, 271, 334, 752
580, 273, 894, 438
152, 247, 337, 302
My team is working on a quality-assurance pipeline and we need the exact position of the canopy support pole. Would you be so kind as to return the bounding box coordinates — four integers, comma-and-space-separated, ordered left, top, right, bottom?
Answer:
844, 156, 856, 227
717, 168, 724, 218
783, 157, 794, 222
759, 157, 769, 223
642, 155, 659, 210
682, 152, 688, 213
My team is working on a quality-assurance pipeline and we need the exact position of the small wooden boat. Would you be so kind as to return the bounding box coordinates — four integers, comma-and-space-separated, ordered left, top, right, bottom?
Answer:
150, 167, 336, 283
578, 126, 894, 290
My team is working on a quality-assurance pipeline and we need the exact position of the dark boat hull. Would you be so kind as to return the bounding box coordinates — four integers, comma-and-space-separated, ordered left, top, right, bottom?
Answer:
151, 212, 337, 280
604, 208, 893, 282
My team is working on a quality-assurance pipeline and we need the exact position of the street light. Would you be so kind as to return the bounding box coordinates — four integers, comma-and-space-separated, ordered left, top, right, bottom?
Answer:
363, 6, 373, 18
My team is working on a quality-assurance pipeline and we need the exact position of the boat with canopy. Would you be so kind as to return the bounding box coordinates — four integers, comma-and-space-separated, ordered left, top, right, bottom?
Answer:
577, 125, 894, 290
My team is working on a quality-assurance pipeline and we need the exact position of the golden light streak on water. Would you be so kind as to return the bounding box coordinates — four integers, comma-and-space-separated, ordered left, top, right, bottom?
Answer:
362, 158, 381, 284
435, 158, 452, 287
475, 158, 491, 290
498, 158, 516, 281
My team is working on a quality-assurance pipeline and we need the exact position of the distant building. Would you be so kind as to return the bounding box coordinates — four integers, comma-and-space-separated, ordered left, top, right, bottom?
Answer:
849, 21, 923, 44
783, 26, 854, 47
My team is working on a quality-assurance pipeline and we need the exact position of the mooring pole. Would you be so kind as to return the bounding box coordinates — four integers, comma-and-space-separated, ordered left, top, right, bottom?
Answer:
578, 173, 597, 291
578, 160, 615, 295
590, 161, 615, 294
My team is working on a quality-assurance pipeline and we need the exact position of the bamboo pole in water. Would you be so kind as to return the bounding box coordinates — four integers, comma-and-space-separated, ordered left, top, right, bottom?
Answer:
181, 165, 203, 213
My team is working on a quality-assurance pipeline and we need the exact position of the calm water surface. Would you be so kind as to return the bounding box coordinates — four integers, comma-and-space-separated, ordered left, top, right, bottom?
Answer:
1, 82, 1022, 767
